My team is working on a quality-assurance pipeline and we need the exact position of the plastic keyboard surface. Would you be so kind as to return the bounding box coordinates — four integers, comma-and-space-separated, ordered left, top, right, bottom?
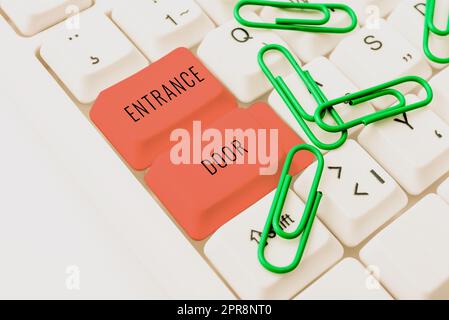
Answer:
2, 0, 449, 299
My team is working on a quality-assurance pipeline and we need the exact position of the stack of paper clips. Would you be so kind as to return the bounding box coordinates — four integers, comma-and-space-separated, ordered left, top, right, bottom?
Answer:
233, 0, 446, 274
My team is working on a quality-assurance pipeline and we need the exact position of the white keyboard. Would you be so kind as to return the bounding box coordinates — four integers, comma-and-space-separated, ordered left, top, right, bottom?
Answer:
1, 0, 449, 300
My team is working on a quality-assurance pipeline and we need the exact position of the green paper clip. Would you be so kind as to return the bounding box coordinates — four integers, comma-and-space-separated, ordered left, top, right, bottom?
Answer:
234, 0, 358, 33
258, 44, 347, 150
423, 0, 449, 64
313, 76, 433, 133
258, 144, 324, 274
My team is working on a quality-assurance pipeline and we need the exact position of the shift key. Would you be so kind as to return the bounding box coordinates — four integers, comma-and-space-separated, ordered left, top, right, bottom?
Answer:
145, 103, 314, 240
90, 47, 236, 170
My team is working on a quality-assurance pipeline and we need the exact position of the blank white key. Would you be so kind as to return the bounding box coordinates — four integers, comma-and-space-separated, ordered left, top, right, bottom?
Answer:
112, 0, 214, 61
40, 10, 148, 104
295, 258, 393, 300
388, 0, 449, 69
419, 66, 449, 125
268, 56, 374, 151
330, 19, 431, 109
205, 189, 344, 300
196, 0, 255, 25
294, 140, 408, 247
339, 0, 401, 25
0, 0, 92, 36
198, 13, 292, 103
359, 95, 449, 195
259, 0, 359, 63
360, 194, 449, 299
438, 177, 449, 204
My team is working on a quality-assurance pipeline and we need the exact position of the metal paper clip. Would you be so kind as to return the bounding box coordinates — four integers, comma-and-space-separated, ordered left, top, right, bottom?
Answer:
423, 0, 449, 64
259, 44, 347, 150
234, 0, 358, 33
258, 144, 324, 274
313, 76, 433, 133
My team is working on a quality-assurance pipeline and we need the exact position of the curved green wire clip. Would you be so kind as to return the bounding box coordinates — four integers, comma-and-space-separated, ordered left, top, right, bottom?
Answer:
258, 144, 324, 274
258, 44, 347, 150
313, 76, 433, 133
234, 0, 358, 33
423, 0, 449, 64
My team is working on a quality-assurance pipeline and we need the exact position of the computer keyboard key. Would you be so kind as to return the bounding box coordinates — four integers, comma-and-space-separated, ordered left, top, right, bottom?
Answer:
268, 56, 374, 150
196, 0, 256, 25
40, 10, 148, 104
294, 258, 393, 300
330, 19, 431, 109
388, 0, 449, 69
145, 103, 313, 240
197, 12, 293, 103
90, 47, 236, 171
112, 0, 214, 62
259, 0, 358, 63
0, 0, 92, 36
419, 66, 449, 125
359, 95, 449, 195
294, 140, 408, 247
360, 194, 449, 299
205, 189, 344, 299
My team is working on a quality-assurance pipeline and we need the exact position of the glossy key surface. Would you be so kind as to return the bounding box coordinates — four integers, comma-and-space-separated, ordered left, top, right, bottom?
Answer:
145, 103, 313, 240
90, 47, 236, 170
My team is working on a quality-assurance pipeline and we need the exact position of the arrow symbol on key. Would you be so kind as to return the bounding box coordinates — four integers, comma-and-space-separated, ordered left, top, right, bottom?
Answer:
250, 230, 262, 244
354, 183, 369, 196
328, 166, 342, 179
